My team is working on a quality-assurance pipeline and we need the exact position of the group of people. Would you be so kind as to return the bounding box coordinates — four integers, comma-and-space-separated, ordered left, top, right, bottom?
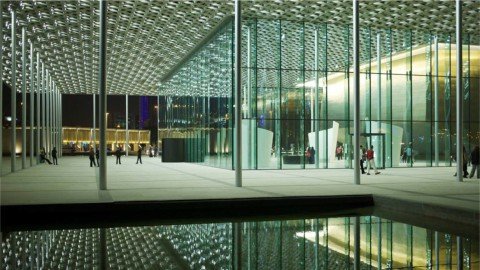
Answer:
89, 145, 149, 166
402, 143, 414, 164
40, 147, 58, 165
455, 145, 480, 179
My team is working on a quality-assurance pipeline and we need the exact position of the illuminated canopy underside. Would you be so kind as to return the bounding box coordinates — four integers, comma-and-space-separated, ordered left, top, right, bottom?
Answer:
1, 0, 479, 96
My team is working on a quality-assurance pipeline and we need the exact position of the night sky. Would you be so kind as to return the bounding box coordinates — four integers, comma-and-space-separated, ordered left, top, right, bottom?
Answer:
2, 82, 158, 130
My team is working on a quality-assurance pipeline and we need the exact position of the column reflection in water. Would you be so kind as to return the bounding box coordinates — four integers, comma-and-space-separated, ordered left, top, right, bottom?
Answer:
2, 216, 477, 269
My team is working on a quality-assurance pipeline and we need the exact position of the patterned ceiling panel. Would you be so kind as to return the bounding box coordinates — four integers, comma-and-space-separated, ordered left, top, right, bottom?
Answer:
1, 0, 478, 96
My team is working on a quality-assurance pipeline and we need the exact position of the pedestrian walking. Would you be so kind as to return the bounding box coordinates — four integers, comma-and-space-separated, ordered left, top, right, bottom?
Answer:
136, 146, 143, 164
89, 147, 96, 167
360, 145, 366, 174
454, 145, 469, 177
40, 147, 53, 165
469, 146, 479, 179
366, 145, 380, 175
51, 147, 58, 165
95, 147, 100, 167
115, 146, 122, 164
406, 142, 413, 166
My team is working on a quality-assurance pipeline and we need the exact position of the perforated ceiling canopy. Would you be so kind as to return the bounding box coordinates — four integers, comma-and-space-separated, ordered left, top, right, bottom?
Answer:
1, 0, 479, 96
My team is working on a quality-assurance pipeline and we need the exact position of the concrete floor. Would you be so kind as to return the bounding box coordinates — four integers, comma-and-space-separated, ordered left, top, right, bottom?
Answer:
1, 156, 478, 214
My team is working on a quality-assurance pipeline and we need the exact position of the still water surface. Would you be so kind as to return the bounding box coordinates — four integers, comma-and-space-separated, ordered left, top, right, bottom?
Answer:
1, 216, 478, 269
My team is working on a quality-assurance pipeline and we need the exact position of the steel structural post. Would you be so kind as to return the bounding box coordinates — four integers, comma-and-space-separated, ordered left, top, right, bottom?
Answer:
36, 53, 40, 163
434, 37, 440, 166
125, 94, 129, 156
314, 27, 320, 169
41, 63, 45, 155
60, 93, 63, 157
234, 0, 242, 187
354, 216, 361, 270
46, 71, 50, 156
455, 0, 463, 182
29, 42, 34, 166
93, 93, 96, 150
99, 0, 108, 189
353, 0, 361, 184
11, 11, 17, 172
21, 28, 27, 169
0, 5, 3, 175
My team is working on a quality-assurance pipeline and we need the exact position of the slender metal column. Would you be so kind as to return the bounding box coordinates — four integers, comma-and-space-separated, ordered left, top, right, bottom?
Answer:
455, 0, 463, 182
21, 28, 27, 169
353, 0, 360, 184
125, 94, 129, 156
52, 85, 55, 155
457, 236, 463, 270
93, 93, 96, 149
99, 0, 108, 189
29, 42, 34, 166
54, 87, 57, 153
234, 0, 242, 186
246, 25, 253, 169
36, 53, 40, 163
354, 216, 361, 270
377, 217, 382, 270
0, 5, 3, 175
434, 37, 440, 166
156, 95, 159, 150
46, 71, 50, 155
54, 86, 58, 155
41, 63, 45, 153
314, 27, 320, 169
11, 10, 17, 172
377, 34, 382, 122
60, 93, 63, 157
50, 79, 53, 155
435, 232, 440, 270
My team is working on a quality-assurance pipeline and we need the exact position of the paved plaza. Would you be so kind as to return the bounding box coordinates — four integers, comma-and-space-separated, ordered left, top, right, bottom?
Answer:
1, 156, 478, 212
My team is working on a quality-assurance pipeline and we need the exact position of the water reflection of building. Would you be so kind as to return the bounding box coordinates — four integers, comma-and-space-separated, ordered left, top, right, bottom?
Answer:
1, 217, 478, 269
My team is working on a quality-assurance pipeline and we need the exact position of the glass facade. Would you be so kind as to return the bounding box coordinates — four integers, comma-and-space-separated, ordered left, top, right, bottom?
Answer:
162, 18, 479, 170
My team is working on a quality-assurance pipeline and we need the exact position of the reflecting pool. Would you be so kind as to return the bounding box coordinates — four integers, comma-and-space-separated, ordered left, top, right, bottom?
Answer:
1, 216, 478, 269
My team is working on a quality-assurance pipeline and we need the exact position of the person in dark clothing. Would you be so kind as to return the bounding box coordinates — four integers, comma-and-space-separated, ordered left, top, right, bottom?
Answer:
115, 147, 122, 164
154, 145, 158, 157
149, 146, 153, 157
40, 147, 53, 165
89, 148, 96, 167
95, 147, 100, 167
469, 146, 479, 179
51, 147, 58, 165
136, 146, 143, 164
454, 145, 469, 177
360, 145, 366, 174
309, 147, 315, 164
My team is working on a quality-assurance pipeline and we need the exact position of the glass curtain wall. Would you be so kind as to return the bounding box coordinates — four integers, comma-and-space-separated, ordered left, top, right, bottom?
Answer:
162, 18, 479, 170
